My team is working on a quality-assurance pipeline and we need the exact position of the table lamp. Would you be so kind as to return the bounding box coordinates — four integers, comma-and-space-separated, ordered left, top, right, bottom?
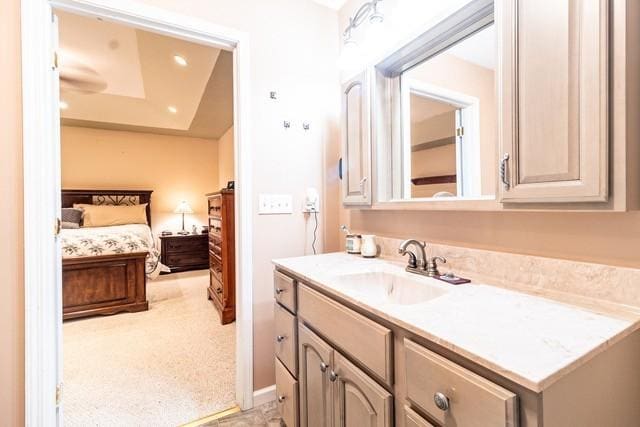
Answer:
174, 200, 193, 235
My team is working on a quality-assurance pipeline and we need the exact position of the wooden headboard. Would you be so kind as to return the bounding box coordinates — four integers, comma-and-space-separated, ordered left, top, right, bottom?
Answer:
61, 189, 153, 227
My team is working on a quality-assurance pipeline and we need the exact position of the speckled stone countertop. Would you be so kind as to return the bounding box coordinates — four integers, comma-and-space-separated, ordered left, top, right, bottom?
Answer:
273, 252, 640, 393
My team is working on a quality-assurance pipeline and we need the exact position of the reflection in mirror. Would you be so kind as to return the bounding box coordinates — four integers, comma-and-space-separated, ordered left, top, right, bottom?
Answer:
400, 23, 496, 200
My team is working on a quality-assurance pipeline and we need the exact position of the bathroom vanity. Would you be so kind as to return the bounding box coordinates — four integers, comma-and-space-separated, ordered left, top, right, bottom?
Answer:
272, 253, 640, 427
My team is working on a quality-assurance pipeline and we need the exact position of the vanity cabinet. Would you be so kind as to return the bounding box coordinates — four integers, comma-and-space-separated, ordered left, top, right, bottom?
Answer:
498, 0, 609, 203
274, 267, 640, 427
341, 70, 372, 206
298, 322, 392, 427
298, 323, 333, 427
332, 351, 393, 427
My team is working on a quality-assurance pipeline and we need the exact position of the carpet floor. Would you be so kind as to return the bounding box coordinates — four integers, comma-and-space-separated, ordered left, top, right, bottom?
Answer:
63, 270, 236, 427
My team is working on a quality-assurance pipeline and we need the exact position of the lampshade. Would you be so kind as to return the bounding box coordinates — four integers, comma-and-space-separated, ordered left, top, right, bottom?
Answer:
174, 200, 194, 214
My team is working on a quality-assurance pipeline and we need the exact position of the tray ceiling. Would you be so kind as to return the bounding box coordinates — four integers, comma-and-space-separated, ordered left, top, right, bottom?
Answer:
58, 11, 233, 139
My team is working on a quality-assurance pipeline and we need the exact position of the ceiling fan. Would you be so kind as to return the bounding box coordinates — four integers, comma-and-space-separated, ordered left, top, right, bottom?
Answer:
59, 55, 108, 94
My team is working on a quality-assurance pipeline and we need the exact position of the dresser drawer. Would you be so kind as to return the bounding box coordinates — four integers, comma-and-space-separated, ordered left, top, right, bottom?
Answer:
166, 252, 208, 267
165, 237, 207, 253
209, 218, 222, 236
276, 358, 299, 427
275, 303, 297, 376
274, 270, 297, 313
404, 339, 518, 427
404, 405, 435, 427
298, 283, 393, 385
210, 253, 223, 283
209, 269, 223, 301
208, 195, 222, 217
209, 241, 222, 258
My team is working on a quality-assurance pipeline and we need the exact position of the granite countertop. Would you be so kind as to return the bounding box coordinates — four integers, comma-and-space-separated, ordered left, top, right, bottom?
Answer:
272, 252, 639, 392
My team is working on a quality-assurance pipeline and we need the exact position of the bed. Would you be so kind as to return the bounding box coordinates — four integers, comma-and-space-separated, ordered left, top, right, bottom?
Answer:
61, 189, 157, 320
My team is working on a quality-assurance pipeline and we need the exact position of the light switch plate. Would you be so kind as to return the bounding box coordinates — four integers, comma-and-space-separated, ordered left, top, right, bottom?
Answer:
258, 194, 293, 215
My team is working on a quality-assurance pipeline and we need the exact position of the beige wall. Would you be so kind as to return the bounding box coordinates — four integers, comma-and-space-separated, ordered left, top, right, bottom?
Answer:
218, 126, 234, 188
0, 0, 24, 424
335, 0, 640, 270
61, 126, 218, 234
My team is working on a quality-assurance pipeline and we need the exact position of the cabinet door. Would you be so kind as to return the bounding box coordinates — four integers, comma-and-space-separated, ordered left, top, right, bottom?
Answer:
298, 323, 333, 427
332, 352, 392, 427
498, 0, 608, 202
341, 70, 372, 206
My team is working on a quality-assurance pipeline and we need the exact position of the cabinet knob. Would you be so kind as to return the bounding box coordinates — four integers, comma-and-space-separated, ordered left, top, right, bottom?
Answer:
275, 287, 286, 295
276, 335, 286, 343
320, 362, 328, 373
329, 371, 338, 382
277, 395, 286, 403
434, 392, 450, 411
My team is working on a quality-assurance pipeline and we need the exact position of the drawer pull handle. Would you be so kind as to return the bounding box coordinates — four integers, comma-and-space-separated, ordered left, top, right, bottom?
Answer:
329, 371, 338, 382
277, 395, 286, 403
276, 335, 286, 343
434, 392, 450, 411
275, 287, 286, 295
320, 362, 328, 373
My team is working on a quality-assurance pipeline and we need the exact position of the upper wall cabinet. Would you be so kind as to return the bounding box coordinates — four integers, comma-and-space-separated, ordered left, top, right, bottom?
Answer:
498, 0, 609, 203
341, 70, 372, 206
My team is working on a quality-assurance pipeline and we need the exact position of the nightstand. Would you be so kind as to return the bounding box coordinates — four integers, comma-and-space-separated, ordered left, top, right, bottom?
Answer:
159, 233, 209, 273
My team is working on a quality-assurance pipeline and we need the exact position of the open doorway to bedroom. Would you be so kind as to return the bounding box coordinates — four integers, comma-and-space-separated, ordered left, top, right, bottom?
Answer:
56, 9, 238, 425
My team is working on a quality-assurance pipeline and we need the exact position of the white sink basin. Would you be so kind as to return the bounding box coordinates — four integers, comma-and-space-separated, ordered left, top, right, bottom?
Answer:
330, 271, 447, 306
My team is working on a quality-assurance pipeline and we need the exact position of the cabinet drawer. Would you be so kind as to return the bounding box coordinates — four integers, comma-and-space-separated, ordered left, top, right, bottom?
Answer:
275, 303, 297, 376
210, 253, 223, 283
404, 339, 518, 427
208, 195, 222, 216
404, 405, 435, 427
274, 270, 297, 313
166, 252, 208, 267
209, 270, 223, 301
209, 218, 222, 236
276, 358, 299, 427
298, 283, 393, 385
165, 237, 207, 252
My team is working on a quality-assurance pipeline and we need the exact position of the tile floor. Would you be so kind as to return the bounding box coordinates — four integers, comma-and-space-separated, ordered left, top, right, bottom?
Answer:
203, 401, 282, 426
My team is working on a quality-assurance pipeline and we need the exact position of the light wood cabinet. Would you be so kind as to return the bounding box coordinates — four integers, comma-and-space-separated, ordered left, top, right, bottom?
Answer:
298, 323, 333, 427
341, 70, 372, 206
498, 0, 609, 203
277, 357, 300, 427
332, 352, 393, 427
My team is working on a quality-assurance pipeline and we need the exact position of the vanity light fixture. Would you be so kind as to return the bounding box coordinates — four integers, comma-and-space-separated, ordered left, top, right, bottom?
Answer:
59, 100, 69, 110
168, 106, 177, 114
342, 0, 384, 46
173, 55, 188, 66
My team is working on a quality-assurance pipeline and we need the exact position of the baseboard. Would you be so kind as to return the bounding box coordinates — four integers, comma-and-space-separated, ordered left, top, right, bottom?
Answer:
252, 384, 276, 407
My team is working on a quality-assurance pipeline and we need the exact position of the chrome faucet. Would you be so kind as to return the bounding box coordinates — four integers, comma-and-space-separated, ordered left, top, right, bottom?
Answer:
398, 239, 446, 277
398, 239, 427, 271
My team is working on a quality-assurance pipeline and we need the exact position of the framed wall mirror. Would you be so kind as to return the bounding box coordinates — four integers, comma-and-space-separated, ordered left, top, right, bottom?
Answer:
373, 0, 497, 205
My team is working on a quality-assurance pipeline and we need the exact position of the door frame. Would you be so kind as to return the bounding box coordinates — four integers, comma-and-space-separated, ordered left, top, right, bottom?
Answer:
21, 0, 254, 424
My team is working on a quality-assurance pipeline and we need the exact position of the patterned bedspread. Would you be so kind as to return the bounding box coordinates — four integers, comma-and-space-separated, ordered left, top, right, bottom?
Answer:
60, 224, 161, 276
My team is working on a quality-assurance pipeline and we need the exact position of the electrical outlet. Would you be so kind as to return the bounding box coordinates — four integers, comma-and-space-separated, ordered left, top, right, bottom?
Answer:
258, 194, 293, 215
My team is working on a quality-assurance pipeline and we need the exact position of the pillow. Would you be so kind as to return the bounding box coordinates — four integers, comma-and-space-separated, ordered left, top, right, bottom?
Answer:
73, 203, 148, 227
61, 208, 83, 229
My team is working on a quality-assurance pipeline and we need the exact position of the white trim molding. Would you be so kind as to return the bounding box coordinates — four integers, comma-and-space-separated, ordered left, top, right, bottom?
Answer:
22, 0, 254, 423
252, 385, 276, 408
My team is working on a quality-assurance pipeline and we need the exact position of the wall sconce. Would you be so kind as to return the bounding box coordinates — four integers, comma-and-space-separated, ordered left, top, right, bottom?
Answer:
342, 0, 384, 46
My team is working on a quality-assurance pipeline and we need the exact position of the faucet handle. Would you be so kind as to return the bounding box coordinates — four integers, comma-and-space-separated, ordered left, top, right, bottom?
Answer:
426, 256, 446, 277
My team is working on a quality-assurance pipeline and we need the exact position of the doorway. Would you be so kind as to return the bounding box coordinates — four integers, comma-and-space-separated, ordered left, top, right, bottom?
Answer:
21, 1, 254, 424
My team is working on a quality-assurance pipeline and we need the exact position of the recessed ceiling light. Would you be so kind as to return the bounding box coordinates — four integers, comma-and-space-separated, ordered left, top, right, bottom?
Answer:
173, 55, 188, 66
168, 106, 177, 114
60, 100, 69, 110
